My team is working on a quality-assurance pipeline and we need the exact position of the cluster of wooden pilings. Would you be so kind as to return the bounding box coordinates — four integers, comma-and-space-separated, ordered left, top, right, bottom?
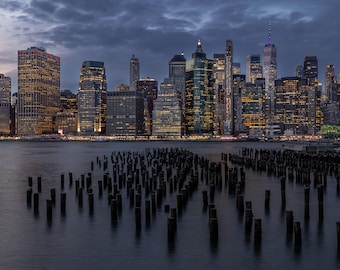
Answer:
26, 147, 232, 243
230, 147, 340, 250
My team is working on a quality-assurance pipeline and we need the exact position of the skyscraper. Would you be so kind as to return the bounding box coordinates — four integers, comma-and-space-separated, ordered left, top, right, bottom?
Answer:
0, 74, 11, 135
225, 40, 233, 134
106, 84, 144, 136
303, 56, 318, 85
152, 78, 182, 137
78, 61, 107, 135
263, 24, 277, 126
56, 90, 78, 135
130, 55, 140, 91
185, 39, 214, 135
246, 55, 263, 83
263, 24, 277, 92
213, 53, 226, 135
169, 52, 186, 104
136, 77, 158, 136
17, 47, 60, 135
325, 64, 337, 103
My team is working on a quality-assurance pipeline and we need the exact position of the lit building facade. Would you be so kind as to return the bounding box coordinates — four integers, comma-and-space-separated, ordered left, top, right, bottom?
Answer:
56, 90, 78, 135
0, 74, 11, 135
78, 61, 107, 135
130, 55, 140, 91
232, 74, 246, 134
185, 40, 214, 135
225, 40, 233, 134
106, 84, 144, 136
136, 78, 158, 136
274, 77, 313, 134
232, 63, 241, 75
17, 47, 60, 135
246, 55, 263, 84
152, 78, 182, 137
325, 64, 337, 103
213, 53, 226, 135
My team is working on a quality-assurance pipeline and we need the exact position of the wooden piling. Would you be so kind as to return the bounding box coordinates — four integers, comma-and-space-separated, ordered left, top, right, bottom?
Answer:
46, 199, 53, 221
88, 193, 94, 215
293, 221, 302, 247
168, 217, 176, 241
145, 200, 151, 224
37, 176, 42, 192
286, 211, 294, 234
60, 174, 64, 189
265, 190, 270, 210
27, 188, 32, 206
60, 193, 66, 216
254, 219, 262, 244
33, 193, 39, 214
135, 207, 142, 231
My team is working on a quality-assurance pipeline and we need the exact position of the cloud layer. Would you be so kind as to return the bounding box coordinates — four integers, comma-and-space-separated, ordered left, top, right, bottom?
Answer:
0, 0, 339, 91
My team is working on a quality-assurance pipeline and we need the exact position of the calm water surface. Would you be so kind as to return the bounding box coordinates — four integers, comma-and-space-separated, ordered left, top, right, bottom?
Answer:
0, 141, 339, 270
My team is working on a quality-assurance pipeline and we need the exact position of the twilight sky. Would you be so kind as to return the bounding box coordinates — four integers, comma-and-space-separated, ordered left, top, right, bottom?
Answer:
0, 0, 339, 92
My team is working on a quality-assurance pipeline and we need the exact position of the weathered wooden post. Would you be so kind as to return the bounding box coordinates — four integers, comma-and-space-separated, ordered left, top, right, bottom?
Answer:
135, 207, 142, 231
50, 189, 56, 205
254, 218, 262, 244
318, 185, 324, 221
60, 193, 66, 216
293, 221, 302, 248
37, 176, 42, 192
304, 185, 310, 220
27, 188, 32, 206
69, 172, 73, 186
202, 190, 208, 207
145, 200, 151, 225
46, 199, 53, 222
28, 176, 33, 187
168, 217, 176, 241
286, 211, 294, 235
245, 201, 253, 233
88, 193, 94, 215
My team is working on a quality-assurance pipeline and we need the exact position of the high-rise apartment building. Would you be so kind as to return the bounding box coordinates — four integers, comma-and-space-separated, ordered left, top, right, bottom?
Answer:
0, 74, 11, 135
130, 55, 140, 91
136, 78, 158, 136
78, 61, 107, 135
106, 84, 144, 136
152, 78, 182, 137
17, 47, 60, 135
246, 55, 263, 84
185, 40, 214, 135
232, 63, 241, 75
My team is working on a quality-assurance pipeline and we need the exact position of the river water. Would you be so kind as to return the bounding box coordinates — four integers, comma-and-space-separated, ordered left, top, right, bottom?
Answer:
0, 140, 339, 270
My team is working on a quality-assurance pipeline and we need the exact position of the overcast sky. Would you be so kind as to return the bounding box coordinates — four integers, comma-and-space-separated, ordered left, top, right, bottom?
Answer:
0, 0, 339, 92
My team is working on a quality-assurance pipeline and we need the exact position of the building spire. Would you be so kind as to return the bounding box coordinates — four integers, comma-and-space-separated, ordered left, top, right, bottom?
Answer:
196, 38, 203, 53
267, 22, 272, 45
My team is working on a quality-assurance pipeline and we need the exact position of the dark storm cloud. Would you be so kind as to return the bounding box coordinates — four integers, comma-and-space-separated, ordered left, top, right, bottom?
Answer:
2, 0, 340, 91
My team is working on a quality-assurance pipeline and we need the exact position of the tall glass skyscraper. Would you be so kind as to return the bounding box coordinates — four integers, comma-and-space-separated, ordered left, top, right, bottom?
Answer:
130, 55, 140, 91
185, 39, 214, 135
0, 74, 11, 135
78, 61, 107, 135
225, 40, 233, 135
325, 64, 337, 103
17, 47, 60, 135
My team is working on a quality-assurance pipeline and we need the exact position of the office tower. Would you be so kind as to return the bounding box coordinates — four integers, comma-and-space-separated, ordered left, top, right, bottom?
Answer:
17, 47, 60, 135
0, 74, 11, 135
78, 61, 107, 135
274, 77, 313, 134
246, 55, 263, 84
242, 78, 267, 138
185, 39, 214, 135
213, 53, 226, 135
130, 55, 140, 91
232, 63, 241, 75
263, 24, 277, 91
325, 64, 337, 103
263, 25, 277, 127
56, 90, 78, 135
152, 78, 182, 137
225, 40, 233, 134
232, 74, 246, 134
106, 84, 144, 136
136, 77, 158, 136
169, 52, 186, 103
303, 56, 318, 84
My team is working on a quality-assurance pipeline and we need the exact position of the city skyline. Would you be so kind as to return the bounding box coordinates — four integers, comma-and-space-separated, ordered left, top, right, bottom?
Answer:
0, 0, 339, 92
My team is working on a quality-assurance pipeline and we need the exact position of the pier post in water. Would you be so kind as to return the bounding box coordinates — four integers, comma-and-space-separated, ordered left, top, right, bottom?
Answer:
46, 199, 53, 222
60, 193, 66, 216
